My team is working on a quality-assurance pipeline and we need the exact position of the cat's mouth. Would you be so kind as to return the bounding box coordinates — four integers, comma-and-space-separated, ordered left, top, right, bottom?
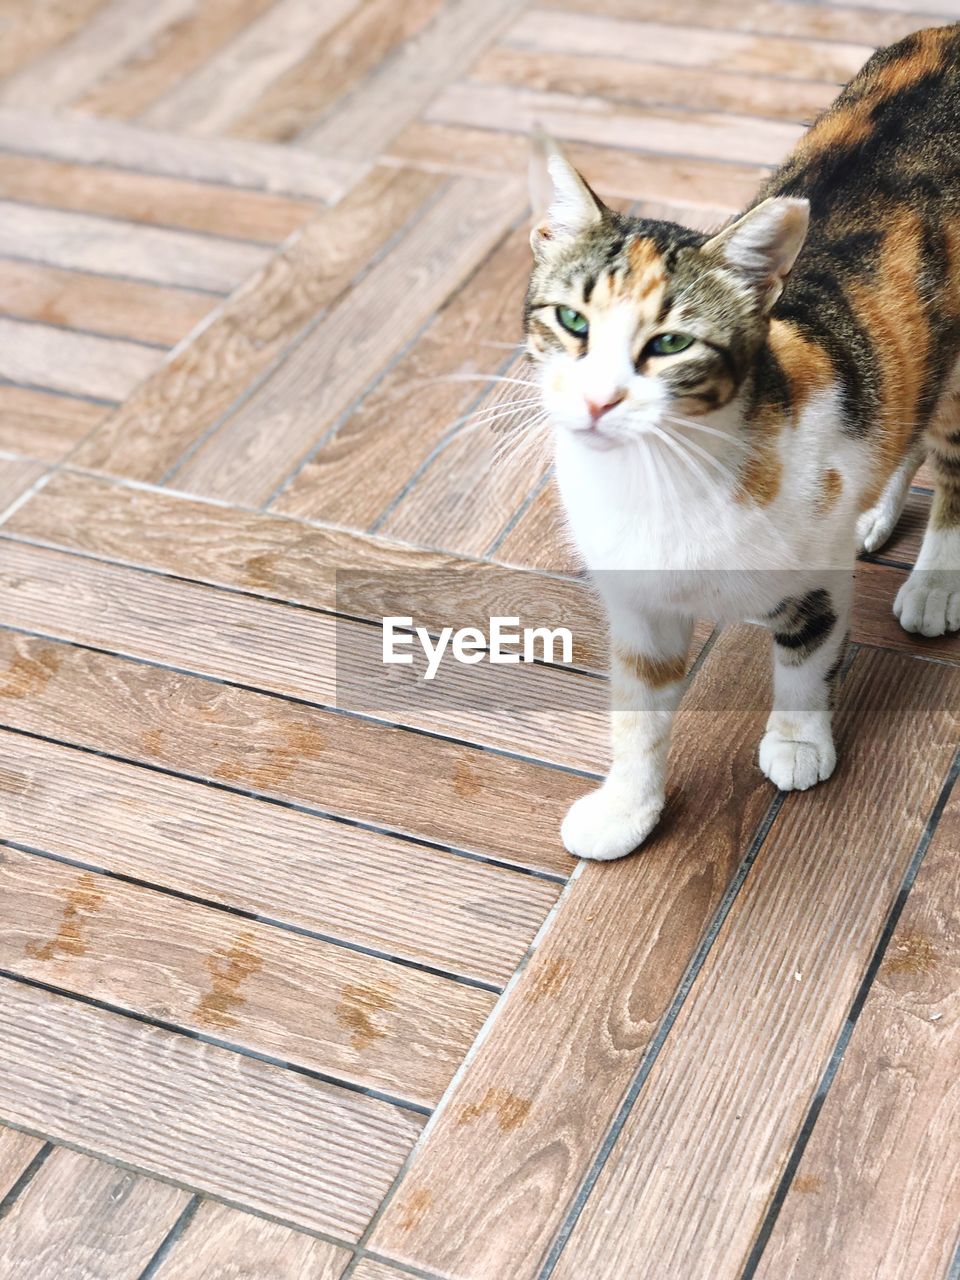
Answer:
576, 424, 624, 450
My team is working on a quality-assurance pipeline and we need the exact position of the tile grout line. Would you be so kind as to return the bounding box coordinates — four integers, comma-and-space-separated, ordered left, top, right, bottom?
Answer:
366, 345, 528, 535
0, 191, 301, 248
348, 851, 592, 1259
536, 786, 792, 1278
0, 616, 606, 781
0, 523, 604, 655
535, 638, 855, 1278
0, 141, 360, 204
3, 838, 506, 994
738, 740, 960, 1280
0, 376, 119, 408
948, 1231, 960, 1280
0, 1139, 53, 1221
0, 720, 569, 886
0, 250, 228, 297
0, 1118, 366, 1256
262, 206, 530, 513
136, 1194, 201, 1280
158, 176, 458, 489
0, 967, 435, 1117
485, 466, 552, 559
502, 13, 877, 53
0, 311, 171, 352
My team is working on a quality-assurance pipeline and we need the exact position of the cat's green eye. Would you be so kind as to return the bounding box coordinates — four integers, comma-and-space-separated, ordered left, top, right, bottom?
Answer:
556, 305, 589, 337
648, 332, 695, 356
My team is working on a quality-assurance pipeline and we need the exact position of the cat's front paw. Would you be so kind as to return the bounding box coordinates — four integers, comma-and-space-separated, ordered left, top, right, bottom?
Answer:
561, 784, 662, 861
893, 573, 960, 637
759, 722, 836, 792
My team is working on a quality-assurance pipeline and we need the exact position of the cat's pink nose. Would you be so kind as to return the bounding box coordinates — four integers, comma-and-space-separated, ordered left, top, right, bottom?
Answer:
585, 391, 626, 421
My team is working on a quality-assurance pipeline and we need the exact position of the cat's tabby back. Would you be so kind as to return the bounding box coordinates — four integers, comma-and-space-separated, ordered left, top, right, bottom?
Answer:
523, 24, 960, 861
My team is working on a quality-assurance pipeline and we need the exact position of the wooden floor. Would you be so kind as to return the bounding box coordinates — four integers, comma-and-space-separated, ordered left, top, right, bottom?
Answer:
0, 1, 958, 1277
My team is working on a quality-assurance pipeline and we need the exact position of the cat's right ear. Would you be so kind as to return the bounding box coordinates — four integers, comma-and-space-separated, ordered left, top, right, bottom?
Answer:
529, 131, 605, 258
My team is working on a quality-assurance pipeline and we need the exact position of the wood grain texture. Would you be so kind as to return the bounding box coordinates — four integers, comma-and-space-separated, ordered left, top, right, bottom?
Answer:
274, 223, 531, 529
502, 9, 873, 81
0, 847, 494, 1107
0, 108, 364, 202
153, 1201, 351, 1280
168, 175, 526, 504
0, 152, 318, 242
0, 538, 610, 770
427, 83, 804, 167
386, 122, 764, 208
377, 355, 551, 557
755, 783, 960, 1280
0, 979, 423, 1238
548, 0, 949, 44
6, 471, 611, 671
0, 259, 213, 347
494, 476, 582, 574
372, 627, 776, 1277
141, 0, 363, 135
0, 0, 196, 109
0, 200, 268, 292
854, 564, 960, 664
0, 0, 108, 82
0, 631, 581, 874
914, 458, 936, 490
0, 319, 159, 401
71, 167, 440, 482
300, 0, 524, 158
878, 490, 929, 566
0, 1125, 44, 1200
226, 0, 446, 143
0, 1147, 188, 1278
469, 45, 839, 122
0, 459, 44, 514
72, 0, 278, 120
1, 730, 558, 988
351, 1262, 411, 1280
0, 389, 105, 463
550, 649, 960, 1280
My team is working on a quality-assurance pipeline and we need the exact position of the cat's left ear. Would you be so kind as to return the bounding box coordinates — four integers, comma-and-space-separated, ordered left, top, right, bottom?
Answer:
702, 197, 809, 311
528, 130, 607, 258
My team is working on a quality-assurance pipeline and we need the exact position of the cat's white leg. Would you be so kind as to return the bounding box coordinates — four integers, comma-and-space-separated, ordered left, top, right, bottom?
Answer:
856, 441, 925, 553
760, 581, 850, 791
562, 611, 692, 861
893, 444, 960, 636
894, 526, 960, 635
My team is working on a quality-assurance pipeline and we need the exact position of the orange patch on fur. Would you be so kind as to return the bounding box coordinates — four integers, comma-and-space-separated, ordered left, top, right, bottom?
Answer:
627, 236, 660, 274
614, 647, 686, 688
849, 210, 930, 499
769, 321, 834, 424
817, 468, 843, 514
798, 108, 874, 159
737, 446, 783, 507
870, 26, 948, 98
797, 28, 947, 165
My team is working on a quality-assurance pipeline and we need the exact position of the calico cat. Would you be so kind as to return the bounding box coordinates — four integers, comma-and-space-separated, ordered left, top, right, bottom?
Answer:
524, 24, 960, 861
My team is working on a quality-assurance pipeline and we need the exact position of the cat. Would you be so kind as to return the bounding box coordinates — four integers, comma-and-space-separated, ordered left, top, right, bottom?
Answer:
523, 23, 960, 861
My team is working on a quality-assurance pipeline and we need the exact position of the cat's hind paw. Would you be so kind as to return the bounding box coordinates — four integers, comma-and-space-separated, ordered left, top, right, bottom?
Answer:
759, 723, 836, 792
560, 784, 662, 861
893, 574, 960, 637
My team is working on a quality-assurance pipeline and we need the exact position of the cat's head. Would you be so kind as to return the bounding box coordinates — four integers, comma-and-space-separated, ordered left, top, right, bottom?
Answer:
524, 138, 809, 449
